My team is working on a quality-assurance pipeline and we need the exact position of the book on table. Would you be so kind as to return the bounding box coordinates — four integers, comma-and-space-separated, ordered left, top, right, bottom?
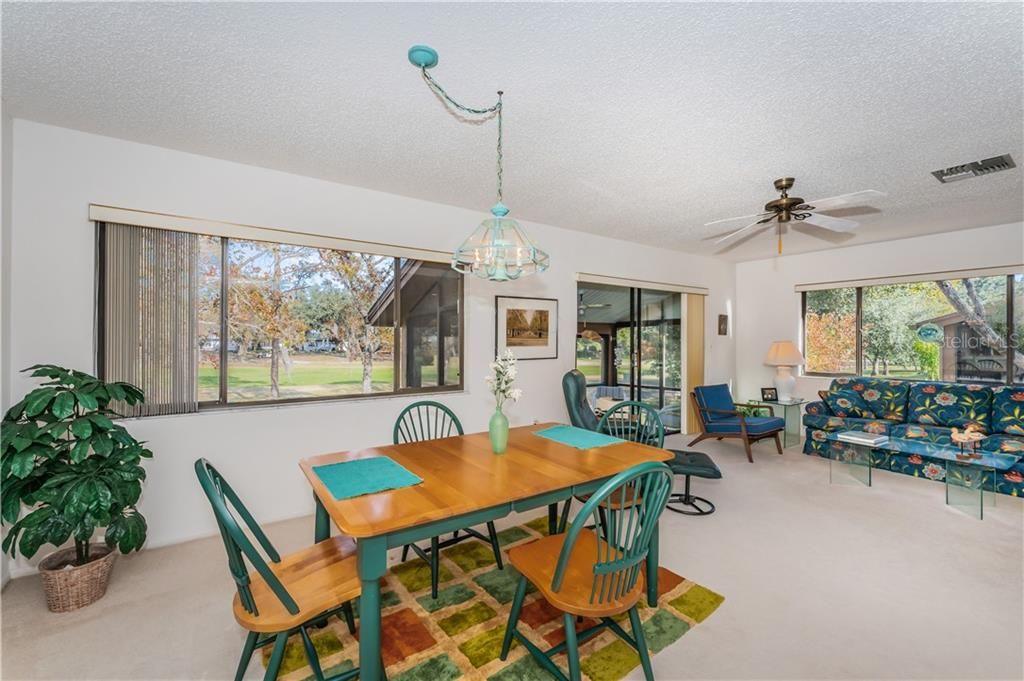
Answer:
835, 431, 889, 447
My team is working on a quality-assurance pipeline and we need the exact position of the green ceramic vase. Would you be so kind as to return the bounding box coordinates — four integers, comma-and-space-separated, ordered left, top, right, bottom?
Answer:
489, 406, 509, 454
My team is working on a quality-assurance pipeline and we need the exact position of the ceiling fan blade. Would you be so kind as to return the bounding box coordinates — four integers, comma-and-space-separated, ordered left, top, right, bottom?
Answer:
714, 216, 776, 245
801, 213, 860, 232
704, 211, 773, 228
802, 190, 886, 212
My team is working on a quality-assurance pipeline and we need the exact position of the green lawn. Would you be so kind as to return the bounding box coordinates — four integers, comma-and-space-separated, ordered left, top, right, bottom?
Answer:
198, 354, 447, 401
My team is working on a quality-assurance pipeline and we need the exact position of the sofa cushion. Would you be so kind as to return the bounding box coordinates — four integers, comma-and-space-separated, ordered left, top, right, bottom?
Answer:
803, 414, 891, 434
823, 390, 873, 418
829, 377, 910, 421
991, 385, 1024, 436
705, 416, 784, 435
804, 400, 828, 417
907, 381, 993, 432
981, 434, 1024, 455
694, 384, 734, 421
890, 423, 954, 447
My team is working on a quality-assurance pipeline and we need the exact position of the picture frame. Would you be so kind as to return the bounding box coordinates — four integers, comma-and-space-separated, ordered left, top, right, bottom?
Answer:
718, 314, 729, 336
761, 387, 779, 402
495, 296, 558, 360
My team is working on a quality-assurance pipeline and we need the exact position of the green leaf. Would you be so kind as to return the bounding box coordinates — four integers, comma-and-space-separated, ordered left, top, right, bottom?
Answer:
23, 388, 56, 418
75, 392, 99, 412
51, 392, 75, 419
70, 418, 93, 439
18, 526, 46, 558
91, 435, 113, 457
69, 439, 91, 464
106, 511, 147, 553
10, 451, 36, 479
1, 485, 23, 524
106, 384, 126, 402
74, 514, 95, 543
45, 516, 72, 546
3, 399, 26, 421
88, 414, 114, 431
2, 528, 18, 555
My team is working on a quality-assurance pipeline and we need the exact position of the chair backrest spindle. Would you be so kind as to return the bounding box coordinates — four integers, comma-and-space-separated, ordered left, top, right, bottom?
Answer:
598, 400, 665, 448
194, 458, 300, 617
551, 462, 673, 605
394, 401, 464, 444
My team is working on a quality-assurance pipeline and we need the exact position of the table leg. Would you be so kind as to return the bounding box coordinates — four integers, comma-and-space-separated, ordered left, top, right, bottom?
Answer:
314, 494, 330, 543
357, 536, 388, 681
782, 405, 798, 448
646, 520, 659, 607
548, 503, 559, 535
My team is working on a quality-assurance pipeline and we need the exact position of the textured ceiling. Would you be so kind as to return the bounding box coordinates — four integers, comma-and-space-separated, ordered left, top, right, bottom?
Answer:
3, 2, 1022, 261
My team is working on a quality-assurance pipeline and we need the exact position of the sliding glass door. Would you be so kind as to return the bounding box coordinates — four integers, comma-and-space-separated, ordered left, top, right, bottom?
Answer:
576, 282, 684, 432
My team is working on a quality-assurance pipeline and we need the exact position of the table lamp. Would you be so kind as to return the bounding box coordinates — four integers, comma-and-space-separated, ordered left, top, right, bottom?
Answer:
764, 340, 804, 402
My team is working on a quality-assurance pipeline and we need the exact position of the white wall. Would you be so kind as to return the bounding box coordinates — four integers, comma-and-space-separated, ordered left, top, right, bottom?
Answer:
735, 223, 1024, 402
4, 119, 736, 577
1, 106, 13, 588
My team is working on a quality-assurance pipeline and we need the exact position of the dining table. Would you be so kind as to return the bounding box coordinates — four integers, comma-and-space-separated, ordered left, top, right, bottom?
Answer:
299, 421, 673, 681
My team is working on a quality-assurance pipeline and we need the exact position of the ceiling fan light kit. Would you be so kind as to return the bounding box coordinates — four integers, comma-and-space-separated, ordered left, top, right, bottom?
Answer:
408, 45, 549, 282
707, 178, 886, 255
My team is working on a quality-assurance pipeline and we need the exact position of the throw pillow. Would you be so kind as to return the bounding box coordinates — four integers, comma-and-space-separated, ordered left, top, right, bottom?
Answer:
824, 390, 873, 418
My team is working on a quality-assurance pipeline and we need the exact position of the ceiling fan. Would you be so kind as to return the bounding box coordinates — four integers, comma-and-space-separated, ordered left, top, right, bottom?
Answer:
578, 293, 610, 341
706, 177, 886, 254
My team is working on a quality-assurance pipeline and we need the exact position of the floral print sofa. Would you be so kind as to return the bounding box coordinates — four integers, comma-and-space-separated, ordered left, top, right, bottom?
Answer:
803, 377, 1024, 497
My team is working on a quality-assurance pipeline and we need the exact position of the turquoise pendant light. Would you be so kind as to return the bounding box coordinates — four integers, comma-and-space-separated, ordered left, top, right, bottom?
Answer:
409, 45, 549, 281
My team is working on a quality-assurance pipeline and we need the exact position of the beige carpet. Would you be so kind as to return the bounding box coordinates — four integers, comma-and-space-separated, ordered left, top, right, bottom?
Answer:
2, 435, 1022, 680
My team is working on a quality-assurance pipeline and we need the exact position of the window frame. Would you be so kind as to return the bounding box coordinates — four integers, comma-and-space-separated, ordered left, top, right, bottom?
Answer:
801, 274, 1020, 385
97, 225, 466, 412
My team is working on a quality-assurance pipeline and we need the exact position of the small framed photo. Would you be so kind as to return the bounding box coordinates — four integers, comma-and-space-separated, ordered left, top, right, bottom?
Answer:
761, 387, 778, 402
718, 314, 729, 336
495, 296, 558, 360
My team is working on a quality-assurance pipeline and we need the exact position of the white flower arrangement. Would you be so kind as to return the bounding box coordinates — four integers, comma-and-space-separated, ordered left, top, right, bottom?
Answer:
486, 350, 523, 409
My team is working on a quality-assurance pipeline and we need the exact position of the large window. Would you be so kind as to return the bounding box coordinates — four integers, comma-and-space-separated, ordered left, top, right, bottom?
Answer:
100, 223, 463, 414
803, 288, 857, 374
803, 274, 1021, 385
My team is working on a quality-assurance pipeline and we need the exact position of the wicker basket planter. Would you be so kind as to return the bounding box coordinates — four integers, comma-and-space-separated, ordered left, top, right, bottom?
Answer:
37, 544, 117, 613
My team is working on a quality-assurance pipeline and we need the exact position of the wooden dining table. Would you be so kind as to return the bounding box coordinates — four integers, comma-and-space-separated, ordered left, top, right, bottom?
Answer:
299, 422, 673, 681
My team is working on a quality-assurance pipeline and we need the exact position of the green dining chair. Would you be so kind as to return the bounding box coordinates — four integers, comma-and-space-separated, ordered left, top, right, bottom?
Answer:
501, 461, 674, 681
598, 400, 666, 448
194, 458, 375, 681
393, 401, 504, 599
558, 401, 665, 533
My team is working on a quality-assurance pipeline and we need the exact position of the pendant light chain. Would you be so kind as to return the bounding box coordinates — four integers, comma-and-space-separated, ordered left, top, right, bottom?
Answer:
410, 44, 548, 281
420, 67, 504, 205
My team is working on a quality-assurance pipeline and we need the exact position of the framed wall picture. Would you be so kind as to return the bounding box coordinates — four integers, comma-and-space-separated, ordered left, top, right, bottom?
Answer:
495, 296, 558, 360
718, 314, 729, 336
761, 387, 779, 402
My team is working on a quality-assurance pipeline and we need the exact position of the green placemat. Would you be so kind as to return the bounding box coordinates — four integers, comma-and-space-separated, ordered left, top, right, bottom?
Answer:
534, 425, 625, 450
313, 456, 423, 501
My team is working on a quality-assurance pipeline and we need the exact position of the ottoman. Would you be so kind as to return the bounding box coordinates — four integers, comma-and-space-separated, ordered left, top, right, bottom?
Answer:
666, 450, 722, 516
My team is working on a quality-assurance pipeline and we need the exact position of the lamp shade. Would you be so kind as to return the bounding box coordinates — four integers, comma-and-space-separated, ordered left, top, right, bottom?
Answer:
764, 340, 804, 367
451, 203, 550, 281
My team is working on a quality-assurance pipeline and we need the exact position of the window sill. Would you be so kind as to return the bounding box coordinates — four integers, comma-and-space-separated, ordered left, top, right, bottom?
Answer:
116, 386, 467, 422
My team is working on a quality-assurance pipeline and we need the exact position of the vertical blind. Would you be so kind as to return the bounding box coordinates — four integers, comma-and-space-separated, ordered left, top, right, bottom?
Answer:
101, 222, 199, 416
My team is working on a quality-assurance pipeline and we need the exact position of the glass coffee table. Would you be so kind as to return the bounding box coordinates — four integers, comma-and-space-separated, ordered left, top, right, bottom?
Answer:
749, 398, 806, 448
824, 431, 1020, 519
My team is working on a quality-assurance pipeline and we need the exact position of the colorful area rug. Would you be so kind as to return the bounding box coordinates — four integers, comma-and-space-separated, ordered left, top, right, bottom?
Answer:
263, 515, 724, 681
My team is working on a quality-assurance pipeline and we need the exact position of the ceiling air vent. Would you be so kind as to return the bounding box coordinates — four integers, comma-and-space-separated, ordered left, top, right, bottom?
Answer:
932, 154, 1016, 183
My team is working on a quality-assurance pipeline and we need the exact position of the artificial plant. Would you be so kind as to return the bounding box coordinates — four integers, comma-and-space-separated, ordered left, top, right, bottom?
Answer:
1, 365, 152, 566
